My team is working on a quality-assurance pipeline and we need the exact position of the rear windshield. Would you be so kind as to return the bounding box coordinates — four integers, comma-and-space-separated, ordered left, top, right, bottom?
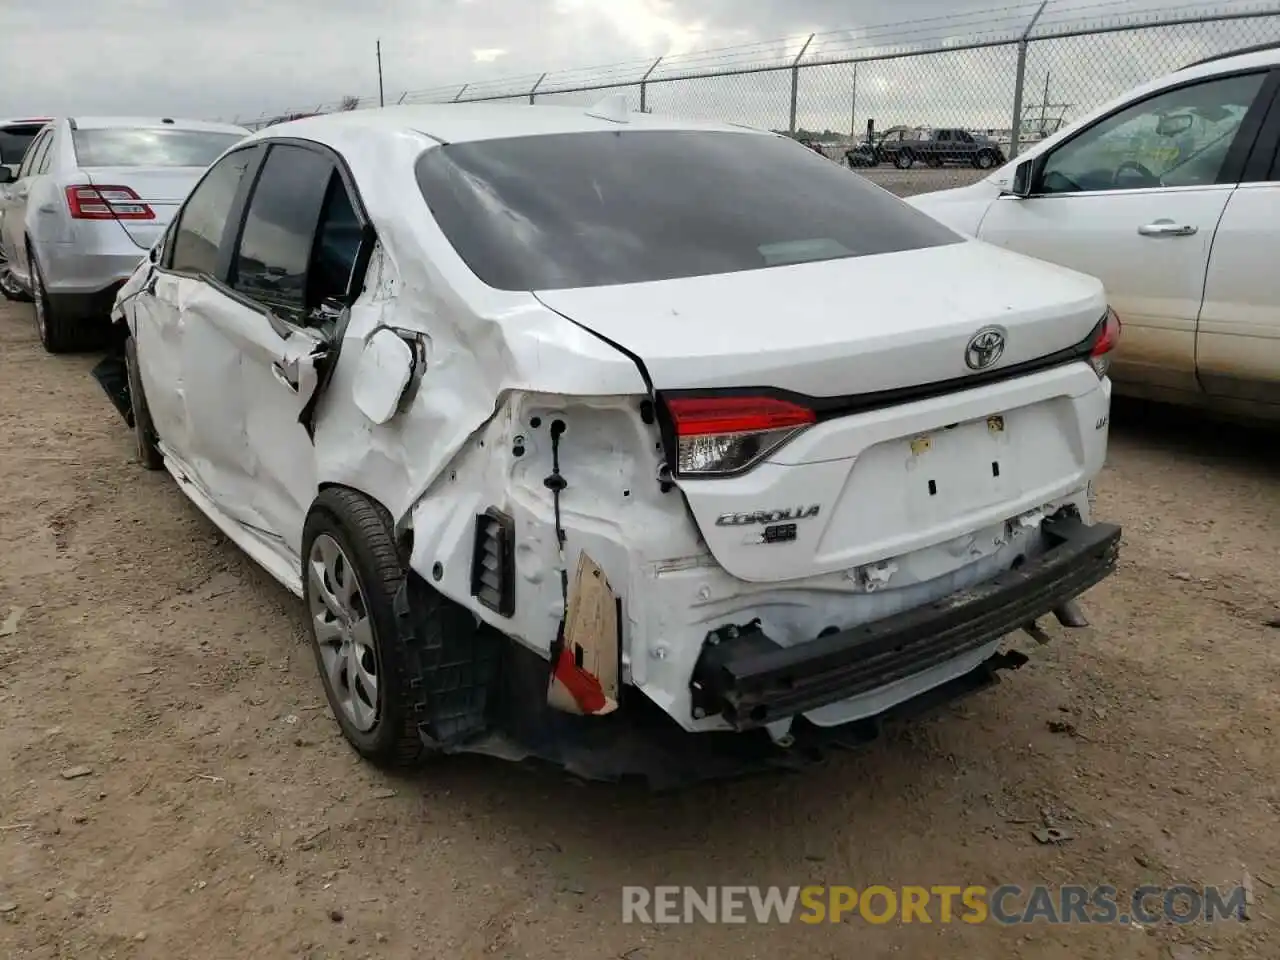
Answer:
414, 129, 961, 291
0, 126, 42, 165
72, 128, 245, 168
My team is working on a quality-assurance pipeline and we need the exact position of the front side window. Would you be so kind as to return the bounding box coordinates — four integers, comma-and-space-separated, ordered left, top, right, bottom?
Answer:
1038, 72, 1267, 195
72, 128, 245, 168
231, 143, 358, 326
415, 129, 960, 291
169, 149, 256, 276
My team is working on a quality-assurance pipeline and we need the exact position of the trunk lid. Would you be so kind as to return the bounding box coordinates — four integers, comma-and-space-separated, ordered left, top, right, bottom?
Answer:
537, 240, 1112, 584
534, 239, 1105, 396
83, 166, 204, 249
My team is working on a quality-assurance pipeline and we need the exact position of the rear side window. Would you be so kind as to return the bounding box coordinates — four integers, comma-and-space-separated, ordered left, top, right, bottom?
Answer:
415, 129, 961, 291
231, 143, 355, 326
72, 128, 245, 168
0, 126, 41, 166
21, 132, 53, 178
169, 149, 256, 276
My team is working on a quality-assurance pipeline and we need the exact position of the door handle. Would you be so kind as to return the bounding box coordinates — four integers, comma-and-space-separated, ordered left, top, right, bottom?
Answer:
271, 360, 299, 393
1138, 221, 1198, 238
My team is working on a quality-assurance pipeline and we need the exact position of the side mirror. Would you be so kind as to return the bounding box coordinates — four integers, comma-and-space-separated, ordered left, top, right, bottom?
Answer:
1156, 113, 1193, 138
0, 166, 15, 185
1009, 158, 1035, 198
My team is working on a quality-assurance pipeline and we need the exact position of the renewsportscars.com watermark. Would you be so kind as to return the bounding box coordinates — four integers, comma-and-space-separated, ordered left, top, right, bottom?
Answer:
622, 885, 1249, 926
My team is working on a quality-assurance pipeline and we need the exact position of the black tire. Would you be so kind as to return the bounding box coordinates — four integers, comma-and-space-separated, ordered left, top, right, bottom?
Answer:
894, 150, 915, 170
30, 243, 97, 354
974, 150, 998, 170
301, 488, 430, 769
124, 335, 163, 470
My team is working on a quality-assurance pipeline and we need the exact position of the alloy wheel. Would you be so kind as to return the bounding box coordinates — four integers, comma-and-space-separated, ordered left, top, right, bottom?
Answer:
308, 533, 380, 732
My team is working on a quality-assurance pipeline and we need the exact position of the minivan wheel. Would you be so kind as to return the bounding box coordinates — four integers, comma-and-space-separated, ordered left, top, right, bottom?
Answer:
894, 151, 915, 170
125, 335, 164, 470
302, 488, 430, 768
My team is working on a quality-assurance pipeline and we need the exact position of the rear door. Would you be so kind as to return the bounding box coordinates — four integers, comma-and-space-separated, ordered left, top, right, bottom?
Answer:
218, 140, 368, 557
976, 69, 1276, 397
1196, 81, 1280, 408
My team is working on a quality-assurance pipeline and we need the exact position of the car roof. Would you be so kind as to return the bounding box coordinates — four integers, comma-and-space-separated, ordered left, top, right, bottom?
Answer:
1177, 43, 1280, 80
0, 118, 53, 128
66, 116, 250, 134
1182, 40, 1280, 71
248, 101, 775, 147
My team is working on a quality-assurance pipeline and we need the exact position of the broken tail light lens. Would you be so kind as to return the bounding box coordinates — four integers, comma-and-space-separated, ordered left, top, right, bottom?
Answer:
64, 185, 155, 221
1089, 307, 1122, 379
666, 395, 816, 477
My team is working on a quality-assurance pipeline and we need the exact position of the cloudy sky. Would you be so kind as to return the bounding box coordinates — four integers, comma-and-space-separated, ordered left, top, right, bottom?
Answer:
1, 0, 1215, 123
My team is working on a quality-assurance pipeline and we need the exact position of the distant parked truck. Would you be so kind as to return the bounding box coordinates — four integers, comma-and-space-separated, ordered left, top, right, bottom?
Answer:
876, 128, 1006, 170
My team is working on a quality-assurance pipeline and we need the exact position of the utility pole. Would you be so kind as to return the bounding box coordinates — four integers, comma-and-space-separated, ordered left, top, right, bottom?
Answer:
377, 40, 385, 107
850, 61, 858, 138
1040, 71, 1051, 136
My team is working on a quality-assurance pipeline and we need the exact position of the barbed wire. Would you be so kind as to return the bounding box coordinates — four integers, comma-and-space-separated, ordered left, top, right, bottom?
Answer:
233, 0, 1280, 128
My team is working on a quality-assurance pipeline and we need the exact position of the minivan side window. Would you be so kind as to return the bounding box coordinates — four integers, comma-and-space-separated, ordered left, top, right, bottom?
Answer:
1038, 72, 1268, 195
169, 149, 257, 276
231, 143, 361, 327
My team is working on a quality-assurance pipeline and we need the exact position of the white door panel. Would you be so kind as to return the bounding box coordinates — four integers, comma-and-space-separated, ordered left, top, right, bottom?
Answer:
131, 271, 190, 456
1197, 182, 1280, 405
236, 313, 322, 558
176, 283, 271, 531
977, 187, 1231, 392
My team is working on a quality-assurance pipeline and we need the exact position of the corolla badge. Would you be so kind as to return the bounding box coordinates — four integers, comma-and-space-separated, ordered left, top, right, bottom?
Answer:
965, 326, 1007, 371
716, 505, 821, 527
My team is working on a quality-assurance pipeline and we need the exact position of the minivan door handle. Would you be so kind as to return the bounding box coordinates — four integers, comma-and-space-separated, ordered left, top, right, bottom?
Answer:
1138, 221, 1198, 237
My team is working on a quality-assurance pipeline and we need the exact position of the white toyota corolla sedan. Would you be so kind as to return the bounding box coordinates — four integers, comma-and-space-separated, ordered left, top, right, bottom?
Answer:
109, 100, 1122, 784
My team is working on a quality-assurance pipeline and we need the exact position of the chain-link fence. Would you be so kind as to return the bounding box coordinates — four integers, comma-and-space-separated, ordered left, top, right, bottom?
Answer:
237, 0, 1280, 167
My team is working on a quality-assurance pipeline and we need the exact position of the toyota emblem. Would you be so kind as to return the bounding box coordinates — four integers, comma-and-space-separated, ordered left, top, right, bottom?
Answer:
965, 327, 1006, 370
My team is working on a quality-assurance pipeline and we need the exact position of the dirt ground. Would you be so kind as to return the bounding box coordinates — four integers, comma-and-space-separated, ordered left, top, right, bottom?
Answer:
0, 293, 1278, 960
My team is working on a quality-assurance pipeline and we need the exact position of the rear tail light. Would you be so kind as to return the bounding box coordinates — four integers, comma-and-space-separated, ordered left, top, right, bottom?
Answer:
64, 185, 155, 221
666, 395, 816, 477
1090, 307, 1122, 379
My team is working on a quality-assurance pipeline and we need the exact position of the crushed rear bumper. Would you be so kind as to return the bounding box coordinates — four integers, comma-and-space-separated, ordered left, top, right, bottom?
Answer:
690, 513, 1121, 730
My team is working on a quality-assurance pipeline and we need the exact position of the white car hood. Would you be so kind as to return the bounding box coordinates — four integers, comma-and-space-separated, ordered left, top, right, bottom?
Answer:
535, 238, 1107, 397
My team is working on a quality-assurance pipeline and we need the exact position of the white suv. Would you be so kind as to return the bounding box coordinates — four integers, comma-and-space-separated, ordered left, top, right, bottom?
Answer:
910, 44, 1280, 422
109, 103, 1122, 784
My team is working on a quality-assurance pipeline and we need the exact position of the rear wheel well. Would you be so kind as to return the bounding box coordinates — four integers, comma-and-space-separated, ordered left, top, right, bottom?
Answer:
312, 483, 413, 568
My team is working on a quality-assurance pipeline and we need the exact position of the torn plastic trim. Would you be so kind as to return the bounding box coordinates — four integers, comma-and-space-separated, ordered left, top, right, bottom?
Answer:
688, 512, 1121, 730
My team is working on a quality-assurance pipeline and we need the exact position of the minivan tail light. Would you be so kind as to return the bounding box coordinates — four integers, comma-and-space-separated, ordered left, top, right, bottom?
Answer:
666, 395, 816, 477
1090, 307, 1122, 378
64, 185, 155, 221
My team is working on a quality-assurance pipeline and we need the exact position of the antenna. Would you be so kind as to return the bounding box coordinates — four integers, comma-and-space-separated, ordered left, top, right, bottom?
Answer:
584, 94, 630, 124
